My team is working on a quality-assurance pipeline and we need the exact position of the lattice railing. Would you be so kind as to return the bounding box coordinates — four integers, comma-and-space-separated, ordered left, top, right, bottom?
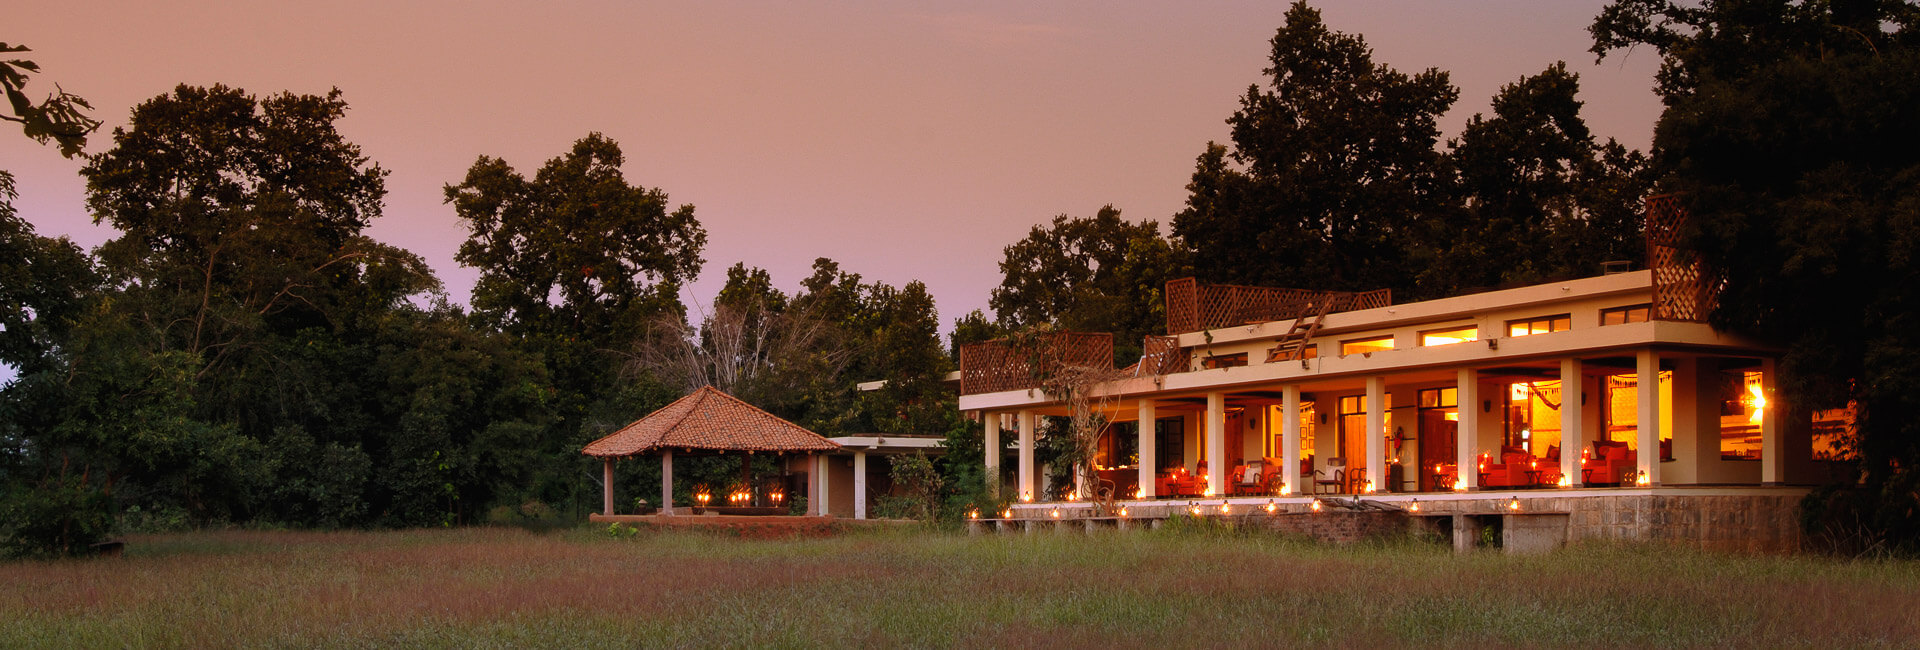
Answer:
1162, 278, 1392, 335
1134, 335, 1186, 377
1646, 194, 1718, 322
959, 332, 1114, 395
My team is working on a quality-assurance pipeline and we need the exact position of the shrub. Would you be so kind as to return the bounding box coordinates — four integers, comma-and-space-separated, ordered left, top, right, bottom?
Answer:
1, 476, 115, 558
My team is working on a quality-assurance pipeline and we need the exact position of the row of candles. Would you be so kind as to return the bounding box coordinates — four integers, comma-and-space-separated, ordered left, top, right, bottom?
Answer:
968, 495, 1531, 520
692, 488, 786, 507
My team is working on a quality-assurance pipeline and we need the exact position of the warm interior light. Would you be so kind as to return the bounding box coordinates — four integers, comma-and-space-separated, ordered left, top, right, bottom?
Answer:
1511, 383, 1532, 401
1747, 382, 1768, 424
1278, 481, 1290, 496
1444, 412, 1459, 421
1021, 490, 1033, 503
1635, 470, 1651, 487
1558, 475, 1572, 488
1130, 486, 1142, 499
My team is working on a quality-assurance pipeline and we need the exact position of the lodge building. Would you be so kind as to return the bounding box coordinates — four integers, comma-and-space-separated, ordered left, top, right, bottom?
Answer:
957, 202, 1844, 552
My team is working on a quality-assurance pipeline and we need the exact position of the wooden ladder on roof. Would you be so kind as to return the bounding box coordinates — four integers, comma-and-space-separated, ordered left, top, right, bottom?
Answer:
1266, 292, 1344, 362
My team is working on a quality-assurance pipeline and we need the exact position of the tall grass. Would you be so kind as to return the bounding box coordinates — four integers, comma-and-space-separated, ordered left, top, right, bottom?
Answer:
1, 525, 1915, 648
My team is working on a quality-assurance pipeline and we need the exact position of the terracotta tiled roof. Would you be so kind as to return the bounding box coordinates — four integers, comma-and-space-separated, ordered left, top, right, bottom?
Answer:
581, 386, 841, 457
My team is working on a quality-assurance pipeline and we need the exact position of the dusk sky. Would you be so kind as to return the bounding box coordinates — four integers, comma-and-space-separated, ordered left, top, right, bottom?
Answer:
6, 1, 1662, 334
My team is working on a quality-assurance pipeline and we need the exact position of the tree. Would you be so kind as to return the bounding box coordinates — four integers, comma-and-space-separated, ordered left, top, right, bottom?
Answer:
989, 206, 1184, 364
0, 173, 97, 374
1591, 0, 1920, 549
83, 85, 435, 370
447, 133, 705, 349
1172, 1, 1458, 295
1, 42, 99, 158
1418, 63, 1654, 295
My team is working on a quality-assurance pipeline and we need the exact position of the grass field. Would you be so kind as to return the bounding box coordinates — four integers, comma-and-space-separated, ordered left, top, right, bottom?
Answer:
2, 523, 1916, 648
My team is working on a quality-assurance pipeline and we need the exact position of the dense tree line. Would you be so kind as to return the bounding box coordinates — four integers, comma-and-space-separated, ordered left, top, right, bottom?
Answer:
0, 78, 960, 555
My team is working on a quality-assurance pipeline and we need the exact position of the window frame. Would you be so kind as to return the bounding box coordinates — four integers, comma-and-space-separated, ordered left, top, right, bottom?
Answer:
1339, 335, 1395, 356
1506, 314, 1573, 337
1601, 304, 1652, 326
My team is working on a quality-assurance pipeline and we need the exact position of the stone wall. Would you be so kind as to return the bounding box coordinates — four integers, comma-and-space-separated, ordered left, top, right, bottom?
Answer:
1242, 511, 1411, 543
1415, 490, 1806, 553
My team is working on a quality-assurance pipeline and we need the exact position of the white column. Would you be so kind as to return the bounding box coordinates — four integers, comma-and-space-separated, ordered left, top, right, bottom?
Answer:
602, 458, 614, 515
1561, 358, 1585, 487
1282, 385, 1301, 496
1017, 410, 1036, 501
1206, 392, 1226, 496
660, 450, 674, 516
1137, 398, 1156, 498
1457, 369, 1480, 491
1760, 357, 1783, 485
1637, 349, 1661, 486
1365, 377, 1386, 493
815, 454, 832, 516
983, 412, 1001, 499
853, 451, 868, 520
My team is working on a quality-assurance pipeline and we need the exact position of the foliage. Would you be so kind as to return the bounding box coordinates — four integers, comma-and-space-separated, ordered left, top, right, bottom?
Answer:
883, 453, 943, 520
0, 42, 98, 158
1172, 1, 1458, 296
0, 474, 114, 558
1591, 0, 1920, 549
1418, 62, 1655, 294
447, 132, 704, 349
989, 205, 1185, 364
0, 173, 98, 375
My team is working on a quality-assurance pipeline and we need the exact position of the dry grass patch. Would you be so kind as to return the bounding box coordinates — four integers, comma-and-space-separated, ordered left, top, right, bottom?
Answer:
0, 525, 1915, 648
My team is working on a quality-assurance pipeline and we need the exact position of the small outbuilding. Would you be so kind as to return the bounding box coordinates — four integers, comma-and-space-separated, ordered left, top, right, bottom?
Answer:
583, 386, 840, 516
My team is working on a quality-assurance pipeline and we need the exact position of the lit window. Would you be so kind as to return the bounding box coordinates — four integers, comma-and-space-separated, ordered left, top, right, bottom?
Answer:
1420, 326, 1478, 346
1340, 336, 1394, 356
1601, 304, 1651, 326
1507, 315, 1572, 337
1202, 353, 1247, 369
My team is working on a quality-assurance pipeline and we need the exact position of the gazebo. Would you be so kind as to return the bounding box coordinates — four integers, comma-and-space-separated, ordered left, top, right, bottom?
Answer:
583, 385, 841, 516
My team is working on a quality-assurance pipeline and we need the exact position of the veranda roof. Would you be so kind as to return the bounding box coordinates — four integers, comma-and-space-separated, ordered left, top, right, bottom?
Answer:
581, 386, 840, 458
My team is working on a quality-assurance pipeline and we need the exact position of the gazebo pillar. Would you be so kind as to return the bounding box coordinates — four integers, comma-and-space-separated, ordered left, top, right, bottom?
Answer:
660, 450, 675, 516
602, 458, 614, 515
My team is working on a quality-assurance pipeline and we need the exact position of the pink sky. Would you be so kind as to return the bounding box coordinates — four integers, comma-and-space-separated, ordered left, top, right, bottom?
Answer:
5, 1, 1661, 332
